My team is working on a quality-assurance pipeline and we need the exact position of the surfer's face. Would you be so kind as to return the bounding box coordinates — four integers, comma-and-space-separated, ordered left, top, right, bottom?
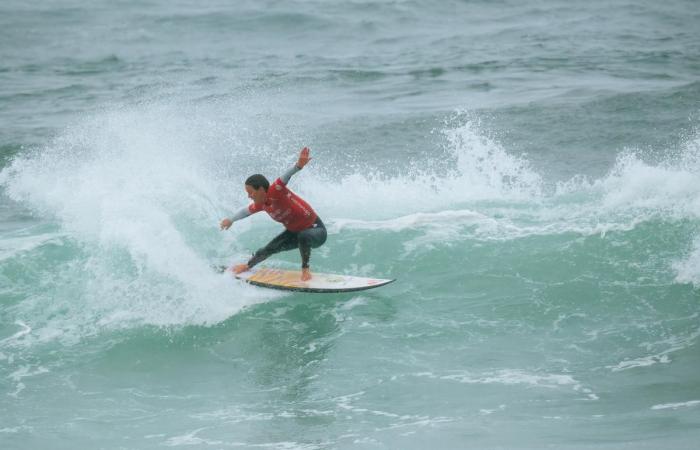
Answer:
245, 184, 267, 205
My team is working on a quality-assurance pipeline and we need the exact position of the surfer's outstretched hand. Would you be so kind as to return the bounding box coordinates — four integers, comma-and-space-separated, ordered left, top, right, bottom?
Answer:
232, 264, 249, 274
220, 218, 232, 230
297, 147, 311, 169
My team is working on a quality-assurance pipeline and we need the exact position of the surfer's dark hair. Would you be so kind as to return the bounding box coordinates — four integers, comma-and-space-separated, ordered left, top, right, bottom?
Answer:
245, 174, 269, 191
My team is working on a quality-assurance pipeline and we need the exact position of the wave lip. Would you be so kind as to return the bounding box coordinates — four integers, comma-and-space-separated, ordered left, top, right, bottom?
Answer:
2, 102, 700, 345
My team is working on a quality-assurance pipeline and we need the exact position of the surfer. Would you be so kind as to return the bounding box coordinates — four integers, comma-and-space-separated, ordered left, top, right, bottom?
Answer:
219, 147, 327, 281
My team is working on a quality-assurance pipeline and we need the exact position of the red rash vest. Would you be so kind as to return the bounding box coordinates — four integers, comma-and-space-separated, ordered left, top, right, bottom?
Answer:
248, 178, 317, 232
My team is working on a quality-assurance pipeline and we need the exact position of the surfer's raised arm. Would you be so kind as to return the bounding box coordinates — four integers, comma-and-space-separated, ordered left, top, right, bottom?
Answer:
280, 146, 311, 185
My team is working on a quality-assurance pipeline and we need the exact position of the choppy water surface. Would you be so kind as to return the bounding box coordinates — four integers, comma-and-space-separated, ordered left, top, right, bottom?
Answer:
1, 1, 699, 448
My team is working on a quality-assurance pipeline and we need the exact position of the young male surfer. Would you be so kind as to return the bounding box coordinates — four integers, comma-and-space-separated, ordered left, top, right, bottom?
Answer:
219, 147, 326, 281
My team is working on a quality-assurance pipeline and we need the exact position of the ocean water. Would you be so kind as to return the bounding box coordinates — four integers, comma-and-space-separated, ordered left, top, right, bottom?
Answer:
1, 0, 699, 448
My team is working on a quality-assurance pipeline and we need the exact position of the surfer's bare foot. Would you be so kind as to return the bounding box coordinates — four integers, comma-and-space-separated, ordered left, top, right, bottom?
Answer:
232, 264, 249, 274
301, 268, 312, 281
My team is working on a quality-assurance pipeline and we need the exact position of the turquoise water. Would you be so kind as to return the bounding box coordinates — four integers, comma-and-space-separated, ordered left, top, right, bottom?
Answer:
1, 0, 699, 448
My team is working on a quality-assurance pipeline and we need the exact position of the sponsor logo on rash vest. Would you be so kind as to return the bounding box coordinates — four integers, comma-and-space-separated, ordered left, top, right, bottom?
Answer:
248, 178, 317, 231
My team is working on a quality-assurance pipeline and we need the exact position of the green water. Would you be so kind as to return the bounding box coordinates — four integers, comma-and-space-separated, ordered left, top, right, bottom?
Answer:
1, 0, 699, 448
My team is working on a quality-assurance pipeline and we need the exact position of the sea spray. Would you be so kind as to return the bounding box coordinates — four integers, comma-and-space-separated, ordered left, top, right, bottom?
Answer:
0, 104, 285, 345
304, 114, 544, 220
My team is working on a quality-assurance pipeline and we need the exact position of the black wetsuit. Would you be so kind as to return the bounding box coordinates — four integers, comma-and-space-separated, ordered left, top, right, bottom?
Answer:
247, 216, 327, 269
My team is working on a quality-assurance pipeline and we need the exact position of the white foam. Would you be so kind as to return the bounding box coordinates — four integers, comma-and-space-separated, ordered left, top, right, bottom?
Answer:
164, 428, 221, 447
0, 104, 283, 343
415, 369, 598, 400
322, 130, 700, 251
330, 209, 496, 233
340, 296, 368, 310
0, 321, 31, 346
597, 149, 700, 218
7, 364, 49, 397
608, 327, 700, 373
2, 104, 700, 344
0, 426, 32, 434
674, 238, 700, 286
479, 404, 507, 415
331, 209, 507, 254
651, 400, 700, 410
608, 354, 671, 372
0, 107, 542, 342
443, 370, 577, 387
302, 116, 543, 220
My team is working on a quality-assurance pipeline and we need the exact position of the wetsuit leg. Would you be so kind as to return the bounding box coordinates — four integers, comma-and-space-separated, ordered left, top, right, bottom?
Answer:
297, 218, 327, 269
247, 229, 299, 268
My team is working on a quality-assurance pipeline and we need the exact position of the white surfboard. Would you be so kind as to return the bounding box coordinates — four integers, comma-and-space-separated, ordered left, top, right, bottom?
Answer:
231, 266, 395, 293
